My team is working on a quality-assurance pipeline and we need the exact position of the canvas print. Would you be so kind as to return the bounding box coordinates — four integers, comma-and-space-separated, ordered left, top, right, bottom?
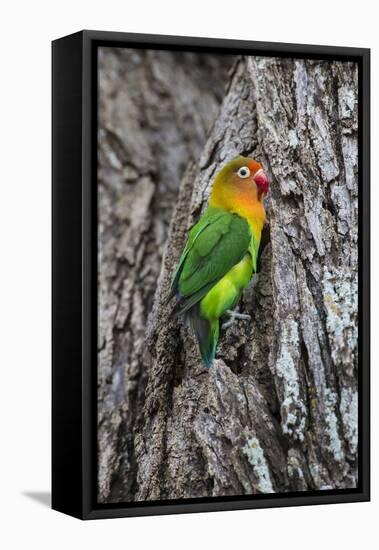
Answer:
97, 47, 358, 503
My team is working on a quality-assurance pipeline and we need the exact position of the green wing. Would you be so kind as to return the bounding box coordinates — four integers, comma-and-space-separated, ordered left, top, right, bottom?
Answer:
168, 208, 224, 295
169, 207, 251, 313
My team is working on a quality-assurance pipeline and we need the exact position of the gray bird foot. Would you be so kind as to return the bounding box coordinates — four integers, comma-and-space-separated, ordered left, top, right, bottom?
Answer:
222, 307, 251, 330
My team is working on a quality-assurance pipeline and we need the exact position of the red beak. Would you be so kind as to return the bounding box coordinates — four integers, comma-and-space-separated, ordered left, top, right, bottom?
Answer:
254, 169, 269, 195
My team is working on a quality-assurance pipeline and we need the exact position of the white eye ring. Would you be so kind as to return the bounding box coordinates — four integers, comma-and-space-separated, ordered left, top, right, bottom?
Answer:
237, 166, 250, 179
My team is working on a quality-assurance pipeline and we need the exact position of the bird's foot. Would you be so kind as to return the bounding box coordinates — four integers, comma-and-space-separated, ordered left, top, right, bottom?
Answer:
222, 307, 251, 330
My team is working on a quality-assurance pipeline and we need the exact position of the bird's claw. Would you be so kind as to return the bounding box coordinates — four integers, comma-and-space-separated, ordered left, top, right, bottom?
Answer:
222, 308, 251, 330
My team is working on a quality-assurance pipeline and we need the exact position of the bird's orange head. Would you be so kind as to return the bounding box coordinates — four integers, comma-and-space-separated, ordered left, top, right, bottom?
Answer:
209, 156, 269, 215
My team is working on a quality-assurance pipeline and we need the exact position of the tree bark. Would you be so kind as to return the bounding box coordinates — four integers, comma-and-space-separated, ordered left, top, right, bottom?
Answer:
97, 47, 234, 502
98, 52, 358, 502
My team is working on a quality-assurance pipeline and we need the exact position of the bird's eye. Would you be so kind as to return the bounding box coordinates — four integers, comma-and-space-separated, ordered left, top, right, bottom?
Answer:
237, 166, 250, 179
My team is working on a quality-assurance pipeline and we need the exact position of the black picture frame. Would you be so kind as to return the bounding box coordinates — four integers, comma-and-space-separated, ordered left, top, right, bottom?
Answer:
52, 30, 370, 520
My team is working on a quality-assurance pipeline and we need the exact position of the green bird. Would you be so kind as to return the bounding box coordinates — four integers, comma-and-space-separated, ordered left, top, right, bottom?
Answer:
168, 156, 269, 367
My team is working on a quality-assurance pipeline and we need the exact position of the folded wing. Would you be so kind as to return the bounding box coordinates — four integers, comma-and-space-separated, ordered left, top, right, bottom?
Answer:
169, 208, 251, 316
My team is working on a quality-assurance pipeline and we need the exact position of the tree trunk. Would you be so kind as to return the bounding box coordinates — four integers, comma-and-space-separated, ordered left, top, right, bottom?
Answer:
97, 47, 234, 502
98, 52, 358, 502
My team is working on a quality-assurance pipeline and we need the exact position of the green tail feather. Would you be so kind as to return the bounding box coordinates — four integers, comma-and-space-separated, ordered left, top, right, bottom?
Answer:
186, 306, 219, 368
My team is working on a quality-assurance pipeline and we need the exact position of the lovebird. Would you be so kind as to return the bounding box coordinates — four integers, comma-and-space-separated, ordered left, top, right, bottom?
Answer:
167, 156, 269, 367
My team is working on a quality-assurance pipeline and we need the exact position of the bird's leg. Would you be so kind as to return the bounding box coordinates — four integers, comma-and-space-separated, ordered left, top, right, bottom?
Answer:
222, 306, 251, 330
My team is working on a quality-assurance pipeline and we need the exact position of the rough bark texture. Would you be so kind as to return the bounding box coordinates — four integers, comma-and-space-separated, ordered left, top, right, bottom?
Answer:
97, 47, 234, 502
98, 52, 358, 502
